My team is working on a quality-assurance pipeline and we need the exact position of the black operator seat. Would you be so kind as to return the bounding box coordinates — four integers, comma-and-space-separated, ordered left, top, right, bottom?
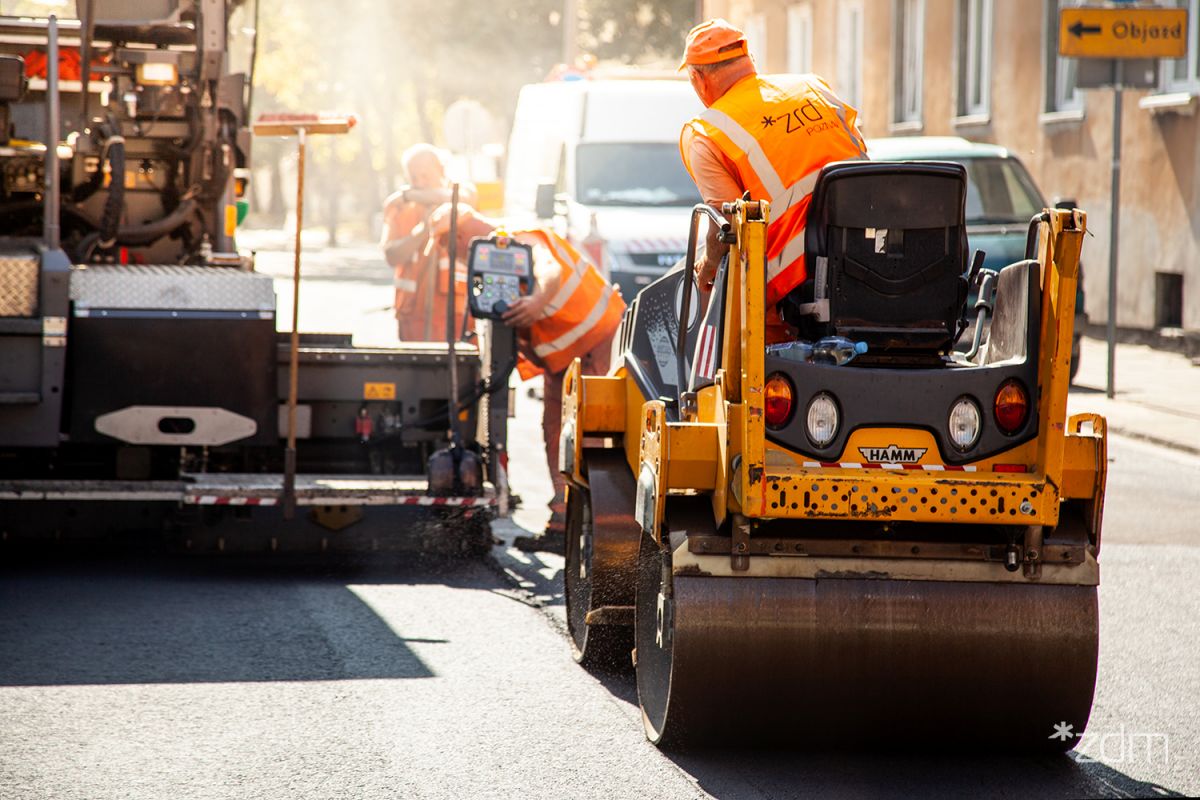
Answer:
780, 160, 970, 359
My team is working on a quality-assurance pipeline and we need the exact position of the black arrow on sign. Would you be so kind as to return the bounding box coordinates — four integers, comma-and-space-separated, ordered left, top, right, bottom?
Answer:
1069, 20, 1103, 38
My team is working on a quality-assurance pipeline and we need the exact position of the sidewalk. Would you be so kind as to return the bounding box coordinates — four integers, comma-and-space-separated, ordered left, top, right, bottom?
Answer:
1068, 335, 1200, 455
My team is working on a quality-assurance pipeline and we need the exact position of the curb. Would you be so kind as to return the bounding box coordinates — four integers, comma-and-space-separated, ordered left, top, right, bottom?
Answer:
1105, 426, 1200, 458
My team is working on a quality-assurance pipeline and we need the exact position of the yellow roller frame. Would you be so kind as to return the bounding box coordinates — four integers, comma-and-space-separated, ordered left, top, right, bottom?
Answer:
562, 200, 1107, 545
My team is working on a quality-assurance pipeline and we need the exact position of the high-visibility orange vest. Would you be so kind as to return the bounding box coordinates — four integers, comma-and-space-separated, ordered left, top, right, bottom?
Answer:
680, 73, 867, 307
510, 228, 626, 379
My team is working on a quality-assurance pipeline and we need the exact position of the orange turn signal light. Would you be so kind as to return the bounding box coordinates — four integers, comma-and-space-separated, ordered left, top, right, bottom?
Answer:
994, 380, 1029, 433
764, 373, 795, 429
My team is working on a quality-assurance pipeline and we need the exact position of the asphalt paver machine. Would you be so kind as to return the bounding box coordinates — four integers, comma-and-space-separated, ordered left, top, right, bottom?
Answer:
560, 161, 1108, 748
0, 1, 514, 553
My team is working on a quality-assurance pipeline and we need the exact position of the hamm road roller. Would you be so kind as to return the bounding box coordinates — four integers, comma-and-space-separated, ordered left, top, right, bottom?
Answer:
559, 161, 1107, 749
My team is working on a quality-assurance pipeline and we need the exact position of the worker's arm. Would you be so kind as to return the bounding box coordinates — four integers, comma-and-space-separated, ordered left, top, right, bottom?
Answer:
501, 241, 563, 328
380, 199, 429, 267
688, 136, 743, 290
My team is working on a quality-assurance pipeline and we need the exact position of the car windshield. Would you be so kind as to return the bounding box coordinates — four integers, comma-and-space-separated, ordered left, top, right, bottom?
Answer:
576, 142, 701, 207
948, 156, 1045, 225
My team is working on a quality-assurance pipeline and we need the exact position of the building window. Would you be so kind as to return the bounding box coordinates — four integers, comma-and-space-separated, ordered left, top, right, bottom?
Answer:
837, 1, 865, 109
746, 13, 768, 70
893, 0, 924, 125
1162, 0, 1200, 91
957, 0, 993, 117
787, 4, 813, 74
1045, 0, 1083, 113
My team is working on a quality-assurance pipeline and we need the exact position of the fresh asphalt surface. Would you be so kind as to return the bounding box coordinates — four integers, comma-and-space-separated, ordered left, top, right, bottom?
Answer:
1, 240, 1196, 798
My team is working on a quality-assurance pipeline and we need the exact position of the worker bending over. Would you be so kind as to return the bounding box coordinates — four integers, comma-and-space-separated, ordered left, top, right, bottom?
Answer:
430, 204, 625, 554
679, 19, 868, 342
380, 144, 477, 342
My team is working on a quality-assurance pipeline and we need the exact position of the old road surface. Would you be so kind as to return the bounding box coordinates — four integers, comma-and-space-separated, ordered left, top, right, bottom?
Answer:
1, 238, 1196, 799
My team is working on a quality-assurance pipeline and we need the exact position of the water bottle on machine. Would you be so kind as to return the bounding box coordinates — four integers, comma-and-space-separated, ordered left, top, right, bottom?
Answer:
767, 336, 868, 366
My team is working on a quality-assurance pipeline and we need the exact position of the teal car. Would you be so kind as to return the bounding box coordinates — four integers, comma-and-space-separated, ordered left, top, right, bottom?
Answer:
867, 136, 1086, 379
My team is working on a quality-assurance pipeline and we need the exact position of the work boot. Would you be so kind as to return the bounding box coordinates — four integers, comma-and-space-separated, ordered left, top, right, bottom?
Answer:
513, 528, 566, 555
514, 513, 567, 555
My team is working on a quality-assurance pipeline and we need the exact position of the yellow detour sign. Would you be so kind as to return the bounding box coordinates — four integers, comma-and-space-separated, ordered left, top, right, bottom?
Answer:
1059, 7, 1188, 59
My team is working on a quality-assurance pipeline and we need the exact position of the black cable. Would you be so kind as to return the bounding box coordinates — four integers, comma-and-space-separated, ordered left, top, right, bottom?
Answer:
373, 356, 516, 440
97, 135, 125, 247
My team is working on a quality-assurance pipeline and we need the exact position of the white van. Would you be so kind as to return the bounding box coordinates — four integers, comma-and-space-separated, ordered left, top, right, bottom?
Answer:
503, 78, 704, 301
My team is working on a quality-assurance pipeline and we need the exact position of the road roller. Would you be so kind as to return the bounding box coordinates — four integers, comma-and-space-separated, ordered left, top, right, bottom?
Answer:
558, 161, 1107, 749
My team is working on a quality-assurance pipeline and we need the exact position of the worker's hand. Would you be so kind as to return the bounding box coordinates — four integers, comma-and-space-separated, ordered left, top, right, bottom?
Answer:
500, 294, 546, 328
695, 257, 718, 293
428, 203, 476, 237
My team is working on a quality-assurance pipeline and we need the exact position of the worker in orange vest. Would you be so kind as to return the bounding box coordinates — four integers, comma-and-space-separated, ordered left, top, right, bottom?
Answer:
380, 144, 476, 342
429, 204, 626, 554
678, 19, 868, 342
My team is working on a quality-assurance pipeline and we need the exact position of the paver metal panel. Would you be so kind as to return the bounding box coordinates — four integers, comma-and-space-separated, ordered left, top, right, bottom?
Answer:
0, 253, 39, 317
70, 265, 276, 311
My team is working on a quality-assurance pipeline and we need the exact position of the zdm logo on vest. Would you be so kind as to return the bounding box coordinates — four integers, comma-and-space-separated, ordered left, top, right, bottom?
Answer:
761, 99, 833, 136
859, 445, 928, 465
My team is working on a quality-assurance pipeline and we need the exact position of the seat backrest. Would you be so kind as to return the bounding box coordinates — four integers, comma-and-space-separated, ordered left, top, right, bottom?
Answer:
781, 160, 969, 355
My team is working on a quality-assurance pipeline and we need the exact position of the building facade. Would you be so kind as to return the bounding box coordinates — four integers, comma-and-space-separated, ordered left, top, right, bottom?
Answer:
703, 0, 1200, 337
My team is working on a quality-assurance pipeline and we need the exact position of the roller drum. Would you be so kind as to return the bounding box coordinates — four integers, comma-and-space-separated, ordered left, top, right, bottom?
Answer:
636, 534, 1098, 750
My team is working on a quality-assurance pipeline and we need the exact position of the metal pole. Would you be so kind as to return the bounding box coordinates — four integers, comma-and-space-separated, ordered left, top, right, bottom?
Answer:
446, 184, 460, 447
44, 15, 61, 250
283, 127, 306, 519
1106, 62, 1122, 399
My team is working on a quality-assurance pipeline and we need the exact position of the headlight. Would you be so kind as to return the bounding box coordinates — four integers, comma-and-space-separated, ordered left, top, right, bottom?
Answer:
948, 397, 982, 451
805, 392, 839, 448
136, 62, 179, 85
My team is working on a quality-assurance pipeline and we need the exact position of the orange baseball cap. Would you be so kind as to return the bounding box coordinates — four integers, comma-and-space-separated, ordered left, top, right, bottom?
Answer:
678, 18, 749, 71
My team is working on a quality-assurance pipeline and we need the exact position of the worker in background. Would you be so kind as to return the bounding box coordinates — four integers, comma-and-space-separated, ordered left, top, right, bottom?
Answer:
429, 203, 626, 554
678, 19, 868, 343
380, 144, 477, 342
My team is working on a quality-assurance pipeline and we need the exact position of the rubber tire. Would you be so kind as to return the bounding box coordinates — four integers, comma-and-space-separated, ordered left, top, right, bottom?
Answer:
564, 486, 633, 671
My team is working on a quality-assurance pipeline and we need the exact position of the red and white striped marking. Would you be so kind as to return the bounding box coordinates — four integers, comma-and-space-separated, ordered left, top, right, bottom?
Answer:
696, 323, 718, 380
188, 496, 278, 506
184, 495, 495, 507
624, 238, 687, 255
393, 496, 495, 507
801, 462, 978, 472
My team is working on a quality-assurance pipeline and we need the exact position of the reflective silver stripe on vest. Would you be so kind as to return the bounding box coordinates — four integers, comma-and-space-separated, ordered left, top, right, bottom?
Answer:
767, 237, 806, 284
699, 107, 786, 199
533, 284, 616, 358
543, 259, 586, 316
810, 84, 868, 157
394, 278, 418, 292
515, 230, 589, 317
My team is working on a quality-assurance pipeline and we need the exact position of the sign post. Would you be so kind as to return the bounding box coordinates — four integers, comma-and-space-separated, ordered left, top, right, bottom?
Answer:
1107, 60, 1122, 401
1058, 4, 1188, 398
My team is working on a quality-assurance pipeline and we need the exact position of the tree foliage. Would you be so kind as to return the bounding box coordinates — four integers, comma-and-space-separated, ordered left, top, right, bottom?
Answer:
250, 0, 696, 234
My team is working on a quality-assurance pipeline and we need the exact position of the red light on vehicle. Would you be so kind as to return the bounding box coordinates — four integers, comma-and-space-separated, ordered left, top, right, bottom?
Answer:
764, 373, 794, 429
993, 464, 1028, 473
994, 380, 1029, 433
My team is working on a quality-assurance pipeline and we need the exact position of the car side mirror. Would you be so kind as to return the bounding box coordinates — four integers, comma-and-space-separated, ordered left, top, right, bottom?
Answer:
535, 182, 557, 219
1054, 198, 1077, 211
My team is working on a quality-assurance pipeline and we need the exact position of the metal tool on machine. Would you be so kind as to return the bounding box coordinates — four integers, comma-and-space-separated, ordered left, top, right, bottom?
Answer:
559, 161, 1108, 749
252, 111, 356, 519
